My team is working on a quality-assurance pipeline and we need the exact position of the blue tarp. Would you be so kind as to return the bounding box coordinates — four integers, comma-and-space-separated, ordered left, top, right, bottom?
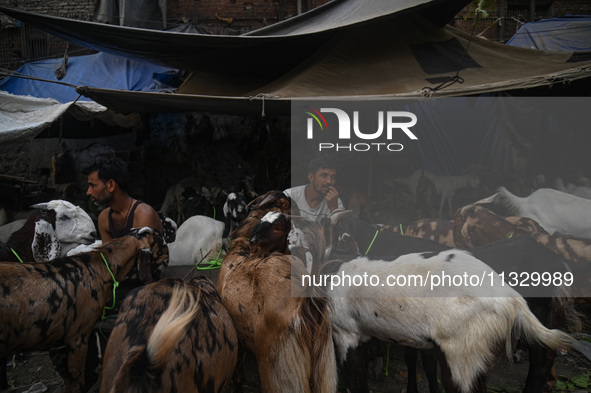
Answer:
0, 52, 179, 103
507, 16, 591, 52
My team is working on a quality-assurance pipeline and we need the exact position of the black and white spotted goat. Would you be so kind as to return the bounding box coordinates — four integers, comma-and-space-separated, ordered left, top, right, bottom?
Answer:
0, 200, 97, 263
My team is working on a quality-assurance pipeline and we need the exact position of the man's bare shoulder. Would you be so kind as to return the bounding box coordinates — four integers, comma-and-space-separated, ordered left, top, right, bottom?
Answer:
135, 201, 159, 216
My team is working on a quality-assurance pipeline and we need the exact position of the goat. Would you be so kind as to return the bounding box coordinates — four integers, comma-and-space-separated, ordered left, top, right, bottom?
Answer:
330, 213, 580, 393
312, 214, 575, 393
100, 277, 238, 393
160, 176, 202, 225
0, 200, 97, 263
455, 204, 591, 265
382, 218, 455, 247
0, 227, 169, 393
168, 215, 224, 266
181, 186, 217, 222
325, 251, 573, 393
217, 190, 337, 393
249, 211, 292, 258
496, 186, 591, 239
158, 212, 178, 243
554, 177, 591, 200
223, 192, 248, 238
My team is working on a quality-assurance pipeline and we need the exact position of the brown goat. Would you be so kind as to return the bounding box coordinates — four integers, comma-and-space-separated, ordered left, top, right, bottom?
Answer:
217, 190, 338, 393
0, 227, 168, 393
454, 204, 591, 263
381, 218, 456, 247
100, 276, 238, 393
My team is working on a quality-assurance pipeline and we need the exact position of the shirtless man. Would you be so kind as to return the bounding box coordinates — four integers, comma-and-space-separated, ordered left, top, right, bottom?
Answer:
285, 155, 344, 220
83, 157, 163, 242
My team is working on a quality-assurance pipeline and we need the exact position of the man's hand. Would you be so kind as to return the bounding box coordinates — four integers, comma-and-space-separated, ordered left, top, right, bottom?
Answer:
326, 186, 340, 212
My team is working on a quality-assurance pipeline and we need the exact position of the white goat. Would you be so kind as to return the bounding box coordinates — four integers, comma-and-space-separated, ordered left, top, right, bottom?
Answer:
324, 249, 573, 393
167, 215, 224, 266
0, 200, 96, 262
496, 186, 591, 239
554, 177, 591, 200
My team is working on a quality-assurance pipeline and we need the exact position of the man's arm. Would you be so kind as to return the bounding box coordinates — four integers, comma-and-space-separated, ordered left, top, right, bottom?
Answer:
133, 203, 164, 233
97, 209, 112, 243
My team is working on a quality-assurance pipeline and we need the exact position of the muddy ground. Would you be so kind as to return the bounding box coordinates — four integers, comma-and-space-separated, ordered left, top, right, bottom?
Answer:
5, 267, 591, 393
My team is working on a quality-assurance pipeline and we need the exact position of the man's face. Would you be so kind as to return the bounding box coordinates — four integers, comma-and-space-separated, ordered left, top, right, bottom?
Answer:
308, 167, 336, 195
86, 170, 112, 206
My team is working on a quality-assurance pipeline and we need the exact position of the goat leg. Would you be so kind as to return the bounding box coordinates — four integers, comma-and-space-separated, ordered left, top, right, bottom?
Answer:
341, 345, 370, 393
420, 349, 440, 393
523, 344, 557, 393
404, 347, 419, 393
64, 340, 90, 393
232, 348, 247, 393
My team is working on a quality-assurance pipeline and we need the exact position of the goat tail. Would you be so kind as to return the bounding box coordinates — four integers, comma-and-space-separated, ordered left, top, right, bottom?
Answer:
269, 297, 337, 393
301, 296, 338, 393
108, 285, 201, 393
495, 186, 522, 215
513, 297, 575, 355
147, 285, 201, 368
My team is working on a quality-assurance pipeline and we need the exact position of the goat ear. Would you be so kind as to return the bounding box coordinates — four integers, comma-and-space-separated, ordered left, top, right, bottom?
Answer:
330, 209, 353, 223
32, 220, 60, 261
136, 249, 153, 284
31, 202, 49, 210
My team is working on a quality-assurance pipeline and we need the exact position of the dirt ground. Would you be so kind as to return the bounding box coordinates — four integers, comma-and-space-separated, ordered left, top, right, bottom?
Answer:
4, 267, 591, 393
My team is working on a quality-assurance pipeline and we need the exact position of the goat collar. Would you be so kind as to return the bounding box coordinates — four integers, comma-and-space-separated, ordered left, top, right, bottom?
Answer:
100, 252, 120, 320
11, 248, 24, 264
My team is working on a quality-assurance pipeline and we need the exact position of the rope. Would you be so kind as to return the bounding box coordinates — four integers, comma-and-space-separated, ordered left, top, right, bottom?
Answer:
421, 7, 484, 95
196, 248, 224, 270
0, 70, 79, 88
11, 248, 24, 263
100, 252, 119, 321
364, 230, 379, 256
249, 93, 279, 118
399, 224, 404, 236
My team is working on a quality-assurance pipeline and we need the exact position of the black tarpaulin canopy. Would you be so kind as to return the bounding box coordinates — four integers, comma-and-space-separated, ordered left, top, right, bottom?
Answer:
2, 0, 591, 116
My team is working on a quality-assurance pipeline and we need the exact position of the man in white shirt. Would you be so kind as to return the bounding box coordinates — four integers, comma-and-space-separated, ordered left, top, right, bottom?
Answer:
285, 155, 344, 220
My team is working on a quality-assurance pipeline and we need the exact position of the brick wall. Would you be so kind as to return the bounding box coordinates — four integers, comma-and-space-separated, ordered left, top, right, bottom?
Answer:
454, 0, 591, 42
0, 0, 95, 18
167, 0, 331, 33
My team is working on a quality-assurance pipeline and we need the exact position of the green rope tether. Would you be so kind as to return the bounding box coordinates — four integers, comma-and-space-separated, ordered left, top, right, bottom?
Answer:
100, 252, 119, 321
11, 248, 24, 263
195, 248, 224, 270
384, 342, 392, 376
364, 230, 379, 256
399, 224, 404, 236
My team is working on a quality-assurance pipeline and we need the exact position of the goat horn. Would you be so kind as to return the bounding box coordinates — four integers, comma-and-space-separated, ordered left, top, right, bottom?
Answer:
330, 209, 353, 223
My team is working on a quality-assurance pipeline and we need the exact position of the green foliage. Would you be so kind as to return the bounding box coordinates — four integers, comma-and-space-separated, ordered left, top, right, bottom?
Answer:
464, 0, 498, 20
554, 373, 590, 392
488, 384, 520, 393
